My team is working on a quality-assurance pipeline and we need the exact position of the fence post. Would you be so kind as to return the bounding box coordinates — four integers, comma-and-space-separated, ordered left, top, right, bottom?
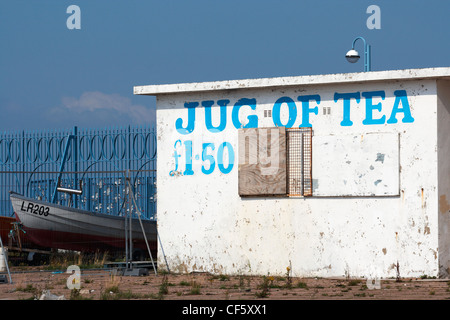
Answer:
73, 126, 78, 208
21, 130, 25, 196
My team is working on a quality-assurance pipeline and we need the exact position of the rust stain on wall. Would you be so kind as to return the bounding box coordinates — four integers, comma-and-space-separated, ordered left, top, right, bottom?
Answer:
439, 195, 450, 214
421, 188, 425, 208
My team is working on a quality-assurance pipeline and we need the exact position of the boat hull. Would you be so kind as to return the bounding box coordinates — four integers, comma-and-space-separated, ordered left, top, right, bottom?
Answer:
0, 216, 44, 250
9, 192, 157, 255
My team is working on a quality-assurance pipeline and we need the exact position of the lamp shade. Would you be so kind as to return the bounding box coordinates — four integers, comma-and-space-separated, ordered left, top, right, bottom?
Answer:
345, 49, 360, 63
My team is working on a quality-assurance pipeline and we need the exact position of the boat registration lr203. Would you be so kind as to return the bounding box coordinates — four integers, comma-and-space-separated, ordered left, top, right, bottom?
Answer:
20, 201, 50, 217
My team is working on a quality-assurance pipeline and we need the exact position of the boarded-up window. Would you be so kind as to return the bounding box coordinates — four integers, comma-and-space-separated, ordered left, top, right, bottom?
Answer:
238, 127, 287, 196
238, 127, 313, 197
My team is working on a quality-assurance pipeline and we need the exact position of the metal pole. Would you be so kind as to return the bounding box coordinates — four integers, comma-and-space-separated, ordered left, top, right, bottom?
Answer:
127, 177, 157, 275
0, 236, 12, 284
51, 134, 74, 203
352, 36, 371, 72
157, 231, 170, 274
73, 126, 78, 208
128, 170, 133, 268
366, 44, 371, 72
124, 172, 129, 269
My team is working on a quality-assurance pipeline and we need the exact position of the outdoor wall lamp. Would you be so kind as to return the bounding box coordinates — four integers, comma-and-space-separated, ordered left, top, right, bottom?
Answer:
346, 36, 371, 72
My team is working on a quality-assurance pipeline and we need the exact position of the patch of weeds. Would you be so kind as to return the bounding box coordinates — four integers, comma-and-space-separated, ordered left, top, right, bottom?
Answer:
285, 267, 292, 289
243, 275, 251, 288
238, 275, 245, 288
188, 281, 201, 295
47, 250, 109, 270
354, 292, 366, 297
348, 279, 361, 286
218, 274, 230, 281
70, 289, 92, 300
255, 276, 271, 298
255, 289, 269, 298
100, 285, 145, 300
16, 284, 39, 295
115, 290, 142, 299
99, 286, 119, 300
100, 285, 121, 300
106, 285, 120, 294
296, 281, 308, 289
158, 275, 169, 298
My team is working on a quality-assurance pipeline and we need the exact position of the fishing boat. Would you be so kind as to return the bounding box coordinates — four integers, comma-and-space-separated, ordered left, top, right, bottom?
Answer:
9, 191, 157, 257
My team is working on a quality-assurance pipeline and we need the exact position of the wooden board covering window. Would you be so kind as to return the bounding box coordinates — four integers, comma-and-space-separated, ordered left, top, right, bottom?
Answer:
238, 127, 286, 196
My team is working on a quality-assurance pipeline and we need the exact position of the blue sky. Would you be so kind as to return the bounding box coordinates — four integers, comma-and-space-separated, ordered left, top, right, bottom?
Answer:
1, 0, 449, 131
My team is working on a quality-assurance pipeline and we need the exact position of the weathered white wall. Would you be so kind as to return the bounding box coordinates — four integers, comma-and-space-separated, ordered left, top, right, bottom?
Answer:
154, 77, 442, 278
437, 80, 450, 277
313, 132, 400, 197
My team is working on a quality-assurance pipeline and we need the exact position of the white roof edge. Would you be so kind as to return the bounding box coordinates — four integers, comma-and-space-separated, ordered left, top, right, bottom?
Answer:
133, 67, 450, 96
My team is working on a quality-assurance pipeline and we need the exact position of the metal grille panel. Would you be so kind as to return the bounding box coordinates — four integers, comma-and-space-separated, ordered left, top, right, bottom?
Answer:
286, 128, 313, 197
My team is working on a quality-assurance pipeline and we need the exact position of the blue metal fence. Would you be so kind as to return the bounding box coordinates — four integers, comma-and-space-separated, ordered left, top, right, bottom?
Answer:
0, 126, 156, 220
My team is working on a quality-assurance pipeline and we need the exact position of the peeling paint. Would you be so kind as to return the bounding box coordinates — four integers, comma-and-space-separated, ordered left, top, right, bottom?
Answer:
375, 153, 385, 164
312, 179, 319, 192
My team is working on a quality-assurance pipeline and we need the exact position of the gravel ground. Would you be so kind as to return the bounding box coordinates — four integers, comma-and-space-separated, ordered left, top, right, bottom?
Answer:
1, 267, 450, 301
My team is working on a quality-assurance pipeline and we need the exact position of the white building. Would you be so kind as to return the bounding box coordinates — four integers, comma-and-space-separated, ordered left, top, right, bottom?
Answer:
135, 67, 450, 279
